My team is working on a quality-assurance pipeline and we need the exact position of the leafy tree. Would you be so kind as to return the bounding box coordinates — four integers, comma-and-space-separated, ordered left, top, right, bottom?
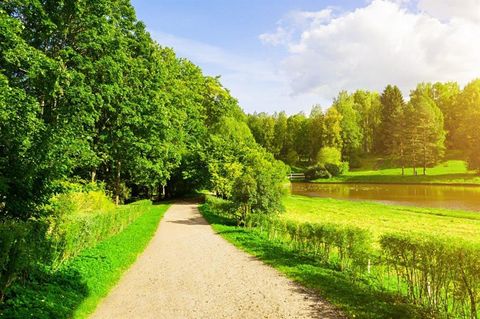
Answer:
332, 91, 362, 161
379, 85, 405, 155
406, 84, 446, 175
430, 82, 460, 149
456, 79, 480, 171
322, 107, 343, 150
353, 90, 382, 153
307, 105, 324, 163
317, 147, 342, 166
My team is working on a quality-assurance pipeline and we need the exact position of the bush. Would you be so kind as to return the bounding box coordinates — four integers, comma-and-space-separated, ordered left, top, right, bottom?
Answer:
304, 165, 331, 180
324, 162, 349, 177
45, 194, 152, 268
0, 220, 48, 301
246, 214, 373, 272
381, 233, 480, 318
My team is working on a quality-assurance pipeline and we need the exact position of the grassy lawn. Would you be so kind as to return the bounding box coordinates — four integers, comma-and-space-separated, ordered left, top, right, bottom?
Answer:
313, 160, 480, 185
200, 203, 421, 319
0, 203, 169, 319
283, 195, 480, 244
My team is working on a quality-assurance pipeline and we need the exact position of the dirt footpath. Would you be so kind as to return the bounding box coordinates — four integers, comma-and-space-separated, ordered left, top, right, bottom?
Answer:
90, 201, 343, 319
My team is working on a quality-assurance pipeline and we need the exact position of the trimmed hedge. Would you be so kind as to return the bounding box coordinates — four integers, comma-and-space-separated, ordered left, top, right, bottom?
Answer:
246, 214, 373, 272
0, 191, 153, 301
46, 198, 152, 268
381, 233, 480, 318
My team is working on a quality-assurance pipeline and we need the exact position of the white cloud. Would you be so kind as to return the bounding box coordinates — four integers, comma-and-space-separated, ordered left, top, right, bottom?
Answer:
261, 0, 480, 98
259, 26, 292, 46
417, 0, 480, 22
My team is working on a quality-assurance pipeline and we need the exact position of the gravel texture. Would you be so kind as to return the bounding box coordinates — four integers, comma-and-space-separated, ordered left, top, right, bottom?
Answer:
90, 201, 344, 319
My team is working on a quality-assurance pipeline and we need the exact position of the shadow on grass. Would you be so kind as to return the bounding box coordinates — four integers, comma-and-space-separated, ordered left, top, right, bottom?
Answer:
0, 267, 88, 319
202, 205, 419, 319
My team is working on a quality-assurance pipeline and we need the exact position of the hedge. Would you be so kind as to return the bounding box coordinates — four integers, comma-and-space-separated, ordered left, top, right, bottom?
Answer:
0, 191, 153, 300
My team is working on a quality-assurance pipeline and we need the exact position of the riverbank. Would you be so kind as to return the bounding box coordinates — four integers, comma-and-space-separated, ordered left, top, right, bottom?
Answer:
311, 160, 480, 185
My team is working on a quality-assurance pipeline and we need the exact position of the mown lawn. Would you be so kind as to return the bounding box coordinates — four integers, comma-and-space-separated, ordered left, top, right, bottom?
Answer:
283, 195, 480, 243
0, 203, 169, 319
313, 160, 480, 185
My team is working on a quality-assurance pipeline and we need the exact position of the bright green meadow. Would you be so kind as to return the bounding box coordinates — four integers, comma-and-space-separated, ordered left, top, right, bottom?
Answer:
283, 195, 480, 243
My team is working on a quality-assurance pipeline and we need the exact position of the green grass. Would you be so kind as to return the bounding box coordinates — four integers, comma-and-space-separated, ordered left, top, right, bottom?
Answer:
283, 195, 480, 244
200, 203, 421, 319
313, 160, 480, 185
0, 203, 169, 319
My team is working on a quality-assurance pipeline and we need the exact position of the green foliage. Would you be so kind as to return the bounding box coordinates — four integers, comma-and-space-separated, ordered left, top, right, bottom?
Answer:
324, 162, 349, 177
381, 234, 480, 318
0, 202, 169, 319
45, 192, 151, 268
206, 195, 480, 318
317, 146, 342, 165
333, 91, 363, 160
304, 165, 331, 180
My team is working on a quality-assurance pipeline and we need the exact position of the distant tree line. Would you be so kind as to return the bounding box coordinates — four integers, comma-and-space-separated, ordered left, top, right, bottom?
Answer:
0, 0, 286, 221
247, 81, 480, 174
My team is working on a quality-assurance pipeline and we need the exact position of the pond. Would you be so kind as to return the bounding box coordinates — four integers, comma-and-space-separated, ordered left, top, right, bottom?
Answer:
291, 182, 480, 212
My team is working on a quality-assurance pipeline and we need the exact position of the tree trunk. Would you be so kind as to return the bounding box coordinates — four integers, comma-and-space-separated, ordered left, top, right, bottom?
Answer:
91, 168, 96, 183
115, 161, 121, 205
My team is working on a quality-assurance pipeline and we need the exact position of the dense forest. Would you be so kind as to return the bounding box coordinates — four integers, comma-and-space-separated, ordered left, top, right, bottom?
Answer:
247, 82, 480, 176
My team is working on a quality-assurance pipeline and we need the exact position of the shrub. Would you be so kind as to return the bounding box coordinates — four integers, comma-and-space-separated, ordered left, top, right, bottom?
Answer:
380, 233, 480, 318
45, 195, 152, 268
0, 220, 48, 301
245, 214, 373, 272
324, 162, 349, 177
304, 165, 331, 180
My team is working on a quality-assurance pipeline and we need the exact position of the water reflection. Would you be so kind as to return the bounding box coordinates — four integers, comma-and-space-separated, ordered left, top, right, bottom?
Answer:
291, 182, 480, 212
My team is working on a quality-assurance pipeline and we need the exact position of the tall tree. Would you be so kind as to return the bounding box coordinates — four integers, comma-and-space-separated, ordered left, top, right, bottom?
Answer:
332, 91, 362, 162
407, 84, 446, 175
322, 107, 343, 151
353, 90, 382, 154
379, 85, 405, 155
307, 105, 324, 163
456, 79, 480, 170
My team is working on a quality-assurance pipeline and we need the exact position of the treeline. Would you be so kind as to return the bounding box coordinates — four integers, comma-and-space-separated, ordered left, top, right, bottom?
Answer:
248, 81, 480, 174
0, 0, 286, 221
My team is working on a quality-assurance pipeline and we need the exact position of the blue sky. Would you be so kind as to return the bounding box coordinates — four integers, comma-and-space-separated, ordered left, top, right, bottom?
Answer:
131, 0, 480, 114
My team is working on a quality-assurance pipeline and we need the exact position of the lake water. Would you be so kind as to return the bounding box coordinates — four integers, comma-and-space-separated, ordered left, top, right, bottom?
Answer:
291, 182, 480, 212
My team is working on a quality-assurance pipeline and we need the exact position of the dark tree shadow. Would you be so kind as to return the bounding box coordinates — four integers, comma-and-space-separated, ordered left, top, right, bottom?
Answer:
0, 267, 89, 319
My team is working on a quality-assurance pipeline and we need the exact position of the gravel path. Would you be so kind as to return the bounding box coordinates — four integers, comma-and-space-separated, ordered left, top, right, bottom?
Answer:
90, 201, 343, 319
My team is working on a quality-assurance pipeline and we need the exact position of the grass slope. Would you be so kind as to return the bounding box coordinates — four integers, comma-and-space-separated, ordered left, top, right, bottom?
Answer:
0, 203, 169, 319
200, 204, 420, 319
283, 195, 480, 243
313, 160, 480, 185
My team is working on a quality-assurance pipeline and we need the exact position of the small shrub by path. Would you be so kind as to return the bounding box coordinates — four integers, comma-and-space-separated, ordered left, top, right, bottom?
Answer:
0, 203, 169, 319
